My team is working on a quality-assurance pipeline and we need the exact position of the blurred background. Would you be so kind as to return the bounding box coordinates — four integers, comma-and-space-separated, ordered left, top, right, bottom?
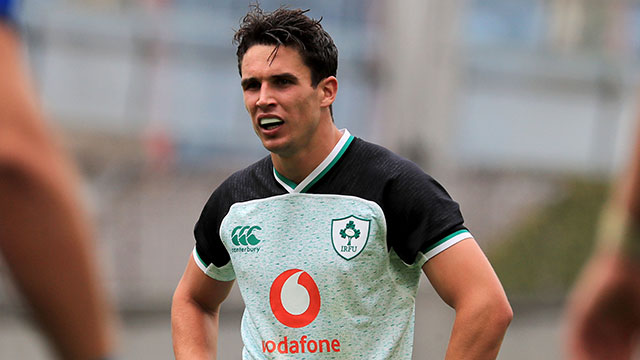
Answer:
1, 0, 640, 358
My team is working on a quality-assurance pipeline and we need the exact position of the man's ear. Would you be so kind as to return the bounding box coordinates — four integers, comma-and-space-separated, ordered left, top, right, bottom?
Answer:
318, 76, 338, 108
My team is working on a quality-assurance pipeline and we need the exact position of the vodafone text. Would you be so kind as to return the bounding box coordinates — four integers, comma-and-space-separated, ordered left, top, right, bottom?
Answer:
262, 336, 340, 354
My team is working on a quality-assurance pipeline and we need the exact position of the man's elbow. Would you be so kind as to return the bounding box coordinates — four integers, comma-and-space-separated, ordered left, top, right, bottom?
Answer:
486, 295, 513, 332
460, 291, 513, 333
497, 300, 513, 330
171, 286, 219, 318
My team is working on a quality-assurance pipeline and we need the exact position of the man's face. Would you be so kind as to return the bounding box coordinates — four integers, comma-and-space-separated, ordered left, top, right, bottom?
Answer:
240, 44, 326, 157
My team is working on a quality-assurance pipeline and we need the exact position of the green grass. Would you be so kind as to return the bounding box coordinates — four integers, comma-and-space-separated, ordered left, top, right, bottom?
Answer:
487, 179, 610, 300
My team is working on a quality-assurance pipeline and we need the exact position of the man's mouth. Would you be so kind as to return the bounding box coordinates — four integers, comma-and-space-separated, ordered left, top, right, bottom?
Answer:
259, 118, 284, 130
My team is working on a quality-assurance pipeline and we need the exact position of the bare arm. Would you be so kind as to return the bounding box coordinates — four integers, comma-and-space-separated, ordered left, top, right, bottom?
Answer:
0, 23, 115, 360
423, 238, 512, 360
565, 251, 640, 360
565, 103, 640, 360
615, 105, 640, 225
172, 255, 234, 360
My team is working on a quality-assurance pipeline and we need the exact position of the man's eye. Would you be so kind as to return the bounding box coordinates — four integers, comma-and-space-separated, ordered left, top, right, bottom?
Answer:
275, 78, 292, 86
243, 82, 260, 90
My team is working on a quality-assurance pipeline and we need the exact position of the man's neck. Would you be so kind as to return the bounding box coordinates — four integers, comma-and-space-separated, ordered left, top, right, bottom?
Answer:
271, 125, 343, 185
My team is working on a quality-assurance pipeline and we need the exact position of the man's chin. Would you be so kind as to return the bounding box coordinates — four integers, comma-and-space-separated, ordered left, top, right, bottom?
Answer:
262, 141, 282, 152
262, 141, 293, 157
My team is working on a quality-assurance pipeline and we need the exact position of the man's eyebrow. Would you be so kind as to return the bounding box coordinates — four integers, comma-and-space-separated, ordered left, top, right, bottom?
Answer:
240, 73, 299, 89
240, 77, 259, 88
271, 73, 298, 82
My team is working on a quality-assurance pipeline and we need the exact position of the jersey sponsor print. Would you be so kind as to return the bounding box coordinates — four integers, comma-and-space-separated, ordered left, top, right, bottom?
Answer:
265, 269, 341, 355
269, 269, 320, 328
231, 225, 262, 253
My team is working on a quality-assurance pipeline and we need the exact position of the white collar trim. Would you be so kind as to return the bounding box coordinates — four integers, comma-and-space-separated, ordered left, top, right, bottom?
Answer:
273, 129, 353, 193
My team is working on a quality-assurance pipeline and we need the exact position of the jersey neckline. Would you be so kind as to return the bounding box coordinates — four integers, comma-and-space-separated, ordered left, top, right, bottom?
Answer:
273, 129, 354, 194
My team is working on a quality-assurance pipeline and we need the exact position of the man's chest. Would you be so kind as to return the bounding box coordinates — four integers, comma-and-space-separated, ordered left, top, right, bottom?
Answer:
219, 194, 390, 288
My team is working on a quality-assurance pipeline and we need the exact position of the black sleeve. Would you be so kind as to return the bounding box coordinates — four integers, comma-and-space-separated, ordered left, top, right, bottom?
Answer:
383, 159, 467, 264
194, 186, 232, 268
194, 157, 278, 268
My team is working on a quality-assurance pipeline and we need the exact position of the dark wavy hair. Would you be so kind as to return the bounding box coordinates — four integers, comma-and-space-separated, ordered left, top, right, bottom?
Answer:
233, 5, 338, 87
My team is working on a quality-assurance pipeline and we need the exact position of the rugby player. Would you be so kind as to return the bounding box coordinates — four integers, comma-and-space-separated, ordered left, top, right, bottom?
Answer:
172, 5, 512, 359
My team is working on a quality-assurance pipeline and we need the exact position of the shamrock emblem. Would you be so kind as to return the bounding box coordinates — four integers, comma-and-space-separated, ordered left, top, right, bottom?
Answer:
339, 220, 361, 246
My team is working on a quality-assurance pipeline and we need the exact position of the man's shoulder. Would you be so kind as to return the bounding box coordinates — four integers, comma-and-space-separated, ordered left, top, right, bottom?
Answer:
221, 155, 272, 186
343, 137, 448, 201
210, 155, 272, 198
349, 138, 426, 177
200, 155, 274, 218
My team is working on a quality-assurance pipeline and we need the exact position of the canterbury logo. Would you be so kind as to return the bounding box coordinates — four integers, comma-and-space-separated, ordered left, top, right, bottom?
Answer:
231, 225, 262, 246
269, 269, 321, 328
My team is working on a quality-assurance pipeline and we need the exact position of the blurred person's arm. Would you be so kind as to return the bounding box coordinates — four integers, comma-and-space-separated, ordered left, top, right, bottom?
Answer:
172, 256, 234, 360
0, 22, 116, 359
423, 238, 513, 360
566, 252, 640, 359
566, 107, 640, 360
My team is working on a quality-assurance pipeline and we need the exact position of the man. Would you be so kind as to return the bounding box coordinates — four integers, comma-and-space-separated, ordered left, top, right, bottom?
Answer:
172, 6, 512, 359
566, 101, 640, 359
0, 1, 116, 359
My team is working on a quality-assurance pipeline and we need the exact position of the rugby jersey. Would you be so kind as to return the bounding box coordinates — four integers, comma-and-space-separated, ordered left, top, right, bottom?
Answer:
193, 129, 472, 359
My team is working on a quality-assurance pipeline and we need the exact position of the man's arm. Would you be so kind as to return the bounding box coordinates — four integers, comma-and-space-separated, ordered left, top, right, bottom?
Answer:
423, 238, 512, 360
565, 251, 640, 360
0, 23, 116, 360
172, 255, 234, 360
565, 101, 640, 360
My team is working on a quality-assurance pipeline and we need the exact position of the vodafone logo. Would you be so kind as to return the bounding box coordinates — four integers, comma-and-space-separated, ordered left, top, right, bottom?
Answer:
269, 269, 321, 328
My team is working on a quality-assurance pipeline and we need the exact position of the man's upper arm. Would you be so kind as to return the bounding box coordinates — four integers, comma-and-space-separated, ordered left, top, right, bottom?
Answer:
174, 255, 234, 313
422, 238, 507, 309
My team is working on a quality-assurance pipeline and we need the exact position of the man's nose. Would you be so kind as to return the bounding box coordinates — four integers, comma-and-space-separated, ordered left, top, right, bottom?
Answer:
256, 84, 275, 109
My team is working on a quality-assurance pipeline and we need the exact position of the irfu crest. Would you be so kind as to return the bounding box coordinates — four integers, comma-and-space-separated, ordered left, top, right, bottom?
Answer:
331, 215, 370, 260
